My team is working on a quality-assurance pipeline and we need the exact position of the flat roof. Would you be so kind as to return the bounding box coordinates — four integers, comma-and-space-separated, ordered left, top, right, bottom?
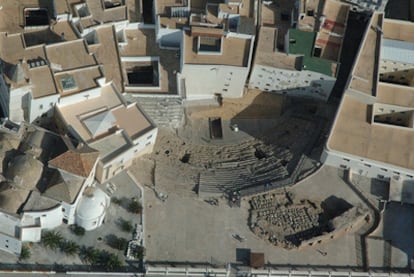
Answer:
183, 30, 251, 67
383, 19, 414, 43
57, 83, 153, 143
253, 26, 298, 70
328, 94, 414, 170
23, 21, 78, 46
112, 104, 152, 139
119, 27, 180, 94
327, 14, 414, 172
260, 0, 297, 46
288, 29, 336, 76
0, 0, 54, 34
46, 39, 97, 71
91, 26, 123, 91
30, 66, 57, 99
54, 65, 103, 96
85, 0, 127, 23
348, 13, 382, 96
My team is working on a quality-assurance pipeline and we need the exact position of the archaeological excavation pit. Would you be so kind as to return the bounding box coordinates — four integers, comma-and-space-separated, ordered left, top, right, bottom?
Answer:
248, 191, 369, 249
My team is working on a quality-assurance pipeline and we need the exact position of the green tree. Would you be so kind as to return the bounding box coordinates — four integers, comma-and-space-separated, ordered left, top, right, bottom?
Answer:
107, 235, 128, 250
72, 225, 85, 236
105, 253, 122, 270
130, 245, 145, 260
19, 244, 31, 261
42, 230, 63, 250
120, 219, 133, 232
80, 246, 100, 265
60, 240, 79, 256
111, 197, 122, 205
128, 200, 142, 214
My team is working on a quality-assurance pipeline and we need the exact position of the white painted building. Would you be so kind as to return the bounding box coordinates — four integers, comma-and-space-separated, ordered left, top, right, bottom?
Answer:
75, 187, 110, 231
56, 82, 158, 183
180, 28, 255, 101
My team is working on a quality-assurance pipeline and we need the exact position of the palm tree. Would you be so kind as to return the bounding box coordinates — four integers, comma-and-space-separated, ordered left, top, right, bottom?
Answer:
42, 231, 63, 250
105, 253, 122, 270
19, 244, 31, 261
60, 240, 79, 256
80, 246, 100, 265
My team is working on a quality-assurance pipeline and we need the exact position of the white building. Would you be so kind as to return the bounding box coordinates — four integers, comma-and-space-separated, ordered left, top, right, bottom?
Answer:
0, 119, 107, 255
322, 13, 414, 203
75, 187, 110, 231
154, 0, 256, 102
55, 82, 158, 183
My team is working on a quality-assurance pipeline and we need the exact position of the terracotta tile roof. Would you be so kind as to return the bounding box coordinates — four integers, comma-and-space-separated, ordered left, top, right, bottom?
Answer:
48, 146, 99, 178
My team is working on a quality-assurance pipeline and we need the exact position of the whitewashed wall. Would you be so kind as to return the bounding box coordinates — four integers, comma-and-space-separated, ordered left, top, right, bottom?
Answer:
249, 65, 335, 101
181, 64, 248, 100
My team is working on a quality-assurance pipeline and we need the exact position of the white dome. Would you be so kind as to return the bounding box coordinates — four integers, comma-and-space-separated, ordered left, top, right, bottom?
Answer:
76, 187, 109, 230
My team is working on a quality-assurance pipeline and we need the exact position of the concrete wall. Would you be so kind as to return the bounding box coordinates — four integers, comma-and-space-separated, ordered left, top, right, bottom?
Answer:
58, 86, 102, 107
96, 128, 158, 183
0, 232, 21, 255
298, 207, 369, 249
249, 65, 335, 101
181, 64, 248, 100
28, 94, 60, 123
9, 86, 31, 123
321, 147, 414, 182
24, 205, 63, 230
20, 226, 41, 242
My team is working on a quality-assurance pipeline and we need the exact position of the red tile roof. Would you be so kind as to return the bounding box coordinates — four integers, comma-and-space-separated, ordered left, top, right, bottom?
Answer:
48, 146, 99, 177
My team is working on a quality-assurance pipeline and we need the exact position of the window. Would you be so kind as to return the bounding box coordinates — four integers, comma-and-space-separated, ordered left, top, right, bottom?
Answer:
62, 208, 65, 212
381, 168, 388, 172
340, 164, 347, 169
59, 75, 77, 91
313, 46, 322, 57
343, 158, 350, 162
393, 171, 400, 175
39, 104, 43, 110
364, 164, 371, 168
147, 135, 153, 140
378, 174, 384, 179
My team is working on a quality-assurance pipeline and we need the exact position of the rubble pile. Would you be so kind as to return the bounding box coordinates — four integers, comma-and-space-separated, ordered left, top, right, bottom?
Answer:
249, 191, 368, 249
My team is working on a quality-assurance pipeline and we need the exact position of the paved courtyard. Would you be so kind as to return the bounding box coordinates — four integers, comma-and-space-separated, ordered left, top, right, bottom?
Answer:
144, 165, 366, 269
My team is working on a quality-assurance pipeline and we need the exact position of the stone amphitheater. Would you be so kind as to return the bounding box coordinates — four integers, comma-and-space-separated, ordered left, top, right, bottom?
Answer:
136, 110, 323, 199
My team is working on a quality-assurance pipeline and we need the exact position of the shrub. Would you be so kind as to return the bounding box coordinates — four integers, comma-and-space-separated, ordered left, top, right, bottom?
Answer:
72, 225, 85, 236
107, 235, 128, 251
111, 197, 122, 205
130, 245, 145, 260
127, 200, 142, 214
105, 253, 122, 270
19, 245, 31, 261
120, 219, 133, 232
